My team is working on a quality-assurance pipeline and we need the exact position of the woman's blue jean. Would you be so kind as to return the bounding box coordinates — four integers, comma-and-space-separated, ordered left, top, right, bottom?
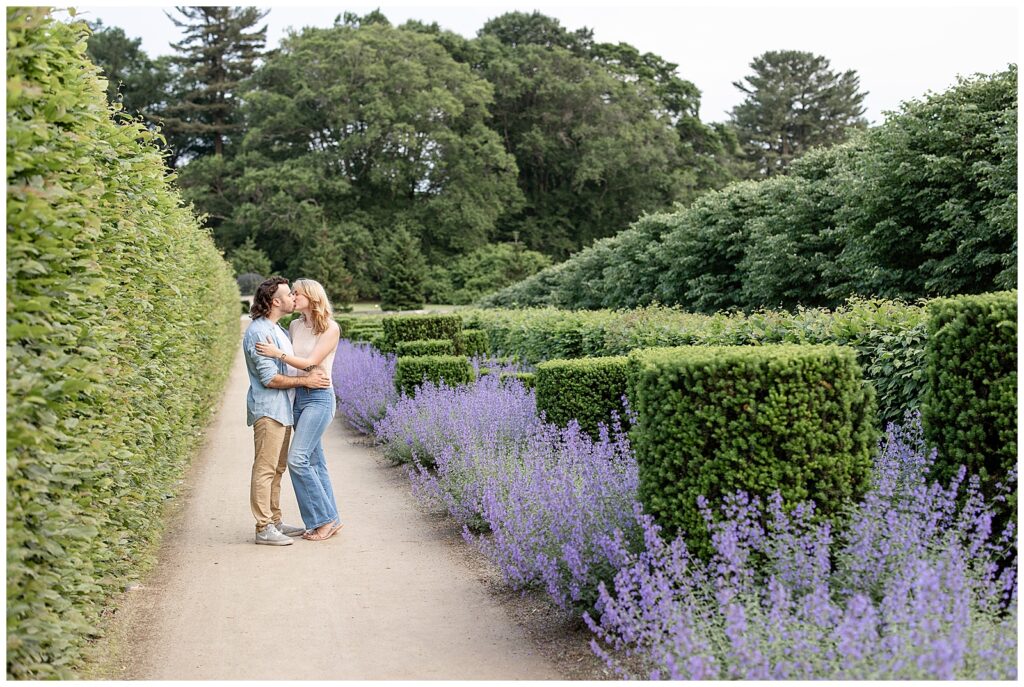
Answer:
288, 387, 339, 530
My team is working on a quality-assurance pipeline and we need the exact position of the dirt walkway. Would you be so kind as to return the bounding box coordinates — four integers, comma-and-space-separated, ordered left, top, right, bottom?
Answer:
109, 322, 562, 680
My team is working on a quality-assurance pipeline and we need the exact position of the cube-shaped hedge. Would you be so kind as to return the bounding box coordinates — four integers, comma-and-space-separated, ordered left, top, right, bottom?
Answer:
922, 291, 1016, 514
499, 371, 536, 389
460, 328, 489, 357
536, 356, 630, 437
396, 338, 456, 357
628, 344, 876, 556
394, 354, 474, 397
383, 314, 462, 350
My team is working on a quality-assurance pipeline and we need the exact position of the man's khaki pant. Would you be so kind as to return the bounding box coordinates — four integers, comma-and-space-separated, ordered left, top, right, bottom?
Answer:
251, 417, 292, 531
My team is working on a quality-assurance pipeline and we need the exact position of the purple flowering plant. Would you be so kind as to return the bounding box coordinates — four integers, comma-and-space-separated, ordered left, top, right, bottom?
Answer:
332, 339, 397, 435
472, 409, 641, 612
586, 413, 1018, 680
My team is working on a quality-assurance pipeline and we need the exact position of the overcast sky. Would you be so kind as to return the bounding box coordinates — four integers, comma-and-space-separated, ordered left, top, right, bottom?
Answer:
75, 0, 1019, 124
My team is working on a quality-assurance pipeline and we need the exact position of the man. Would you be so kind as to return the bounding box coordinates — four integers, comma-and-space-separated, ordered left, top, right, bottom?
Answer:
242, 277, 332, 546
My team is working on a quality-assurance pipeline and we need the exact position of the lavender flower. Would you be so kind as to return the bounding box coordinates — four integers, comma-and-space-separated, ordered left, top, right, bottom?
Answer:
587, 413, 1017, 680
332, 339, 397, 434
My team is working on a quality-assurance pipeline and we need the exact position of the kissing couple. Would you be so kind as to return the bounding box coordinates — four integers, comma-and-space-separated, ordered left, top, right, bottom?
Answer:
241, 277, 343, 546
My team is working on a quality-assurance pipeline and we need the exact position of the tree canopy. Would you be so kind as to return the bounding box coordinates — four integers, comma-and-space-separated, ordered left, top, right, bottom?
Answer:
729, 50, 868, 178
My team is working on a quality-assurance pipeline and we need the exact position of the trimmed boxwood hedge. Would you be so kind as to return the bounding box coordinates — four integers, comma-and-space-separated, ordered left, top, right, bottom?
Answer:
459, 328, 489, 356
396, 338, 456, 357
7, 9, 239, 678
462, 299, 925, 426
499, 371, 537, 389
382, 313, 462, 349
922, 291, 1017, 516
627, 345, 876, 557
535, 356, 630, 437
394, 355, 474, 396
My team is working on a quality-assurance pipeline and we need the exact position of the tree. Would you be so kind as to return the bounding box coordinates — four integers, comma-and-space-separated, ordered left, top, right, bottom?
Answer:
162, 6, 268, 160
829, 67, 1017, 299
378, 227, 428, 311
729, 50, 868, 178
470, 12, 732, 258
477, 36, 689, 257
85, 21, 174, 123
227, 236, 271, 275
447, 241, 552, 304
181, 20, 523, 298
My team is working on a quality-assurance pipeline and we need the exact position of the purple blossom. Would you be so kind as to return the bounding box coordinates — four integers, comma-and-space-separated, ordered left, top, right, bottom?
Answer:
587, 413, 1017, 679
332, 340, 397, 434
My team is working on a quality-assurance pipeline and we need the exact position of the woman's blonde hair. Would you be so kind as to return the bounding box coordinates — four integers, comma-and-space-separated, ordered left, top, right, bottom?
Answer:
293, 278, 333, 335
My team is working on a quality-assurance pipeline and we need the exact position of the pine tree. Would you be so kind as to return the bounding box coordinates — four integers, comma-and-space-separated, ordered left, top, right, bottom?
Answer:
729, 50, 868, 178
162, 6, 268, 161
378, 227, 428, 311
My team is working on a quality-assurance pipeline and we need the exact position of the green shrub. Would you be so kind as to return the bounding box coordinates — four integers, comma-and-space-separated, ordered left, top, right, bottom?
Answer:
370, 333, 388, 351
535, 357, 630, 437
499, 371, 537, 389
7, 9, 239, 678
459, 328, 489, 357
462, 299, 925, 426
396, 338, 456, 357
236, 272, 265, 296
394, 355, 474, 396
382, 314, 462, 350
922, 291, 1017, 515
628, 345, 876, 557
241, 300, 251, 314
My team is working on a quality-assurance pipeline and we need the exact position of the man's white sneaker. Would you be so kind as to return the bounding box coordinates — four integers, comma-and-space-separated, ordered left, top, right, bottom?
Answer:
274, 521, 306, 537
255, 523, 293, 546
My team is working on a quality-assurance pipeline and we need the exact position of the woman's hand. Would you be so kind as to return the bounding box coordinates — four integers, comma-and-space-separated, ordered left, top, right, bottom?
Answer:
255, 337, 284, 359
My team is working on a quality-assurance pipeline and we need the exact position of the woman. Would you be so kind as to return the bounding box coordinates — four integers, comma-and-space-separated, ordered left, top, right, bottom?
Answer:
255, 279, 342, 541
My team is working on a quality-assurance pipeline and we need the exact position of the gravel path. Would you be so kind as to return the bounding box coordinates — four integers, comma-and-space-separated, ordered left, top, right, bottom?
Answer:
110, 324, 563, 680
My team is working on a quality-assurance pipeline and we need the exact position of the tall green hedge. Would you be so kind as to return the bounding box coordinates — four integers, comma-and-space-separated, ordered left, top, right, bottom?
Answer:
628, 345, 876, 557
463, 299, 925, 426
922, 291, 1017, 511
7, 9, 240, 678
535, 357, 630, 437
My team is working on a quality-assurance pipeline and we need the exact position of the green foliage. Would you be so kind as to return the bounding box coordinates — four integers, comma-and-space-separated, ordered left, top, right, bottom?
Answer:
474, 11, 735, 257
459, 329, 489, 357
448, 242, 552, 304
7, 9, 239, 677
396, 339, 457, 357
627, 345, 876, 556
535, 357, 630, 437
85, 20, 174, 127
729, 50, 868, 178
922, 291, 1017, 518
382, 314, 463, 349
476, 36, 693, 258
831, 67, 1018, 300
462, 299, 926, 426
485, 68, 1016, 312
379, 227, 428, 311
228, 236, 271, 276
499, 371, 536, 389
394, 355, 474, 396
295, 224, 358, 309
187, 20, 523, 294
163, 6, 268, 159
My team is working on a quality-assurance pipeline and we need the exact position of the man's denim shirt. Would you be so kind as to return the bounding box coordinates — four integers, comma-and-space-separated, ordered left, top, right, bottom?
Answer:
243, 317, 296, 427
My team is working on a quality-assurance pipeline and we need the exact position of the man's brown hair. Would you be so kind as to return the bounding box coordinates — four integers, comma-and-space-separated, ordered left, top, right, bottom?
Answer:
250, 277, 288, 319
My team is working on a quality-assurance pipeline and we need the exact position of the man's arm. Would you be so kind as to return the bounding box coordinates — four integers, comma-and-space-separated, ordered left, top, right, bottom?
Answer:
245, 326, 331, 389
267, 368, 331, 389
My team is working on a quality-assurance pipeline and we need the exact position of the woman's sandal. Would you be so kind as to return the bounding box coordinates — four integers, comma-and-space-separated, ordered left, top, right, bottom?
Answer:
303, 521, 343, 541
